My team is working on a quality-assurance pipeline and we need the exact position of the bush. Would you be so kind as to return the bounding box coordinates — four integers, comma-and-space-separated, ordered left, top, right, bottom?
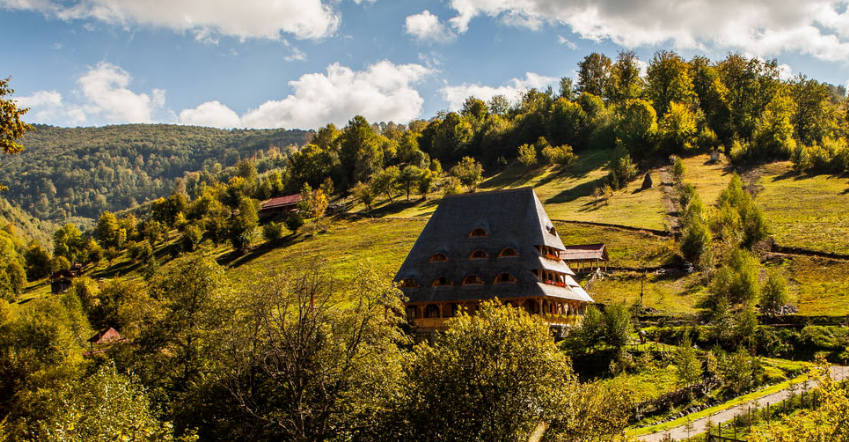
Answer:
263, 222, 288, 243
127, 241, 153, 263
284, 214, 305, 233
541, 144, 577, 166
517, 143, 537, 167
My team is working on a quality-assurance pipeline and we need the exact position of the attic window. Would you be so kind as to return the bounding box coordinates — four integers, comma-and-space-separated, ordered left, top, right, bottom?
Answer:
495, 273, 517, 283
469, 250, 489, 259
399, 279, 419, 288
498, 248, 519, 257
432, 276, 453, 287
547, 226, 557, 236
462, 275, 484, 285
429, 253, 448, 262
469, 228, 489, 237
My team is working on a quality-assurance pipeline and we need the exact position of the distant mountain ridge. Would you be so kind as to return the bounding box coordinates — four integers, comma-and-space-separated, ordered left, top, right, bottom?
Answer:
0, 124, 312, 235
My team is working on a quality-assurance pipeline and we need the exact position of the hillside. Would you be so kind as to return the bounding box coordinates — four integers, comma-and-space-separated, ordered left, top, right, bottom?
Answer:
0, 124, 312, 233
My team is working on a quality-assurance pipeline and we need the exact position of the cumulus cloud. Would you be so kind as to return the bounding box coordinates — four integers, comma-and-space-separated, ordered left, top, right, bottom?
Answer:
440, 72, 557, 111
238, 61, 432, 129
445, 0, 849, 62
0, 0, 340, 40
405, 10, 456, 43
15, 62, 164, 126
178, 101, 241, 128
558, 35, 578, 50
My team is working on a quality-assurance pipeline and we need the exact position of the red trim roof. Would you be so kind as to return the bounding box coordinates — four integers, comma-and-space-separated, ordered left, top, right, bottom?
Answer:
88, 327, 123, 344
261, 194, 302, 210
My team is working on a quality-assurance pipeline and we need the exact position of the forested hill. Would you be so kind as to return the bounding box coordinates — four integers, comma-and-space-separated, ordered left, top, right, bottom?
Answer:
0, 124, 311, 229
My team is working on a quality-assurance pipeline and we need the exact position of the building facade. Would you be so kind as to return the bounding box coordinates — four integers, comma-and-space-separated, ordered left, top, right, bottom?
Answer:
394, 187, 594, 333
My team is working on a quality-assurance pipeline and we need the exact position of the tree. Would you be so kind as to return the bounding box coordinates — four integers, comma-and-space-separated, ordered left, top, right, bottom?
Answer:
675, 331, 703, 387
228, 197, 258, 253
340, 116, 384, 188
608, 50, 645, 102
371, 166, 401, 202
614, 99, 658, 155
417, 168, 435, 200
607, 144, 638, 190
352, 181, 376, 211
262, 221, 287, 243
0, 76, 34, 156
715, 174, 768, 247
53, 223, 84, 263
752, 90, 796, 159
450, 156, 484, 192
24, 240, 52, 280
576, 52, 612, 97
308, 188, 328, 219
760, 269, 789, 316
517, 143, 537, 167
398, 165, 424, 201
404, 301, 578, 442
603, 302, 633, 350
710, 248, 761, 306
546, 98, 589, 148
5, 262, 25, 297
541, 144, 577, 166
96, 211, 121, 249
659, 101, 699, 153
217, 267, 406, 442
646, 50, 696, 116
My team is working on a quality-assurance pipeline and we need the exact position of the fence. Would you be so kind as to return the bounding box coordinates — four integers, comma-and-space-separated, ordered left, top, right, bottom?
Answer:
707, 433, 744, 442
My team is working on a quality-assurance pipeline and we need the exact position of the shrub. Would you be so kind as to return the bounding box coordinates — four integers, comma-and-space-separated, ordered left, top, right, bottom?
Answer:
263, 222, 288, 243
541, 144, 577, 166
517, 143, 537, 167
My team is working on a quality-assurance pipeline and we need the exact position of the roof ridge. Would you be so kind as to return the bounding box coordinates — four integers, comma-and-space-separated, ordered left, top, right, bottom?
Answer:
441, 186, 534, 200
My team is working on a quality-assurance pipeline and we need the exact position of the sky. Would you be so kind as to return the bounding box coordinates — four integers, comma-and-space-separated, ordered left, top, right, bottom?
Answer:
1, 0, 848, 131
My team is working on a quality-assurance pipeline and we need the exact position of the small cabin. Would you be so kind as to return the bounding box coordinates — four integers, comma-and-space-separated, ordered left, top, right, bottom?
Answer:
559, 244, 609, 273
50, 269, 78, 294
87, 327, 124, 350
259, 194, 302, 219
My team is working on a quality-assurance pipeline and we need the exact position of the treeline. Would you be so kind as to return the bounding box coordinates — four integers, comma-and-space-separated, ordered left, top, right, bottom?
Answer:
0, 258, 633, 442
0, 124, 311, 226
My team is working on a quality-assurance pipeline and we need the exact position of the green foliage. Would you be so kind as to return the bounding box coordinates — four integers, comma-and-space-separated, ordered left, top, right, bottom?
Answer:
760, 269, 789, 315
614, 99, 658, 155
646, 50, 696, 115
35, 363, 194, 442
127, 240, 153, 264
713, 174, 768, 248
96, 211, 121, 249
576, 52, 612, 97
752, 91, 797, 160
53, 223, 85, 263
675, 331, 704, 386
541, 144, 577, 166
710, 248, 761, 305
352, 181, 376, 211
0, 76, 34, 155
371, 166, 401, 202
568, 303, 632, 352
179, 223, 203, 252
228, 197, 259, 253
607, 144, 638, 190
659, 102, 699, 153
262, 221, 287, 243
450, 156, 484, 192
717, 347, 762, 394
517, 142, 538, 167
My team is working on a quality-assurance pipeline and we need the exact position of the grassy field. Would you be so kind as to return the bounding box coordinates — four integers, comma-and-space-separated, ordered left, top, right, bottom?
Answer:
363, 149, 669, 231
556, 222, 674, 268
756, 162, 849, 254
589, 272, 707, 314
682, 154, 732, 205
783, 256, 849, 316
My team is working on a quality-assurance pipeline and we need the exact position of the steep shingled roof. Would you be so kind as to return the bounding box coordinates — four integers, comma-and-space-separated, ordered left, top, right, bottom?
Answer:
394, 187, 593, 304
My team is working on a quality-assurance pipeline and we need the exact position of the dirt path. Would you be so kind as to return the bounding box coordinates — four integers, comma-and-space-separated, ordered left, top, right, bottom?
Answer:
657, 167, 680, 237
638, 366, 849, 442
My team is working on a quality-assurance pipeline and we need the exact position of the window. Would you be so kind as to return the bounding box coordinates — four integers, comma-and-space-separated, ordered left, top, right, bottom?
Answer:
495, 273, 517, 283
406, 306, 419, 319
425, 304, 441, 318
432, 276, 452, 287
469, 249, 489, 259
429, 253, 448, 262
469, 228, 489, 237
498, 248, 519, 257
462, 274, 484, 285
547, 226, 557, 236
399, 278, 419, 288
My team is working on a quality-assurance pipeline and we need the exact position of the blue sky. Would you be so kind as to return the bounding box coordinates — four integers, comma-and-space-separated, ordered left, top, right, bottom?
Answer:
2, 0, 848, 130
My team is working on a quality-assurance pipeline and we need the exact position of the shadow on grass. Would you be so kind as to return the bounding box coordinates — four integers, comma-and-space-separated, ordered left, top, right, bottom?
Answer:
546, 175, 609, 205
367, 198, 438, 217
220, 234, 303, 269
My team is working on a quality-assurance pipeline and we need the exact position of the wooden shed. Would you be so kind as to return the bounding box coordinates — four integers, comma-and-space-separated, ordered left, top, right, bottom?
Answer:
559, 244, 609, 273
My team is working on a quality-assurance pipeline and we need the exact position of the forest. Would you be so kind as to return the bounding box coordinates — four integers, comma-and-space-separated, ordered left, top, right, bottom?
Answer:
1, 49, 849, 442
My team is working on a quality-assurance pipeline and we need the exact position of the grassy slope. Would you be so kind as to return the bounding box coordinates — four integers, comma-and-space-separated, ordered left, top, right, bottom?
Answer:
682, 154, 732, 205
756, 162, 849, 254
589, 272, 706, 314
373, 149, 669, 231
784, 256, 849, 316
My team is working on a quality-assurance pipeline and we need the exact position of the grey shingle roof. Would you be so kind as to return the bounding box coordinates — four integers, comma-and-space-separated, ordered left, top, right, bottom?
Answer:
394, 187, 594, 304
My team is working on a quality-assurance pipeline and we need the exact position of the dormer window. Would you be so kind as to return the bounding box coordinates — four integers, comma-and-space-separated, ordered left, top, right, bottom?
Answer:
547, 226, 557, 236
498, 248, 519, 257
462, 275, 484, 285
495, 273, 517, 283
399, 279, 419, 288
469, 228, 489, 237
430, 253, 448, 262
432, 276, 452, 286
469, 250, 489, 259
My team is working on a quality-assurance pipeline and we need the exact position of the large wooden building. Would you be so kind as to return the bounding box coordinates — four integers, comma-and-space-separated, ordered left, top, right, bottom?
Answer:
394, 187, 593, 333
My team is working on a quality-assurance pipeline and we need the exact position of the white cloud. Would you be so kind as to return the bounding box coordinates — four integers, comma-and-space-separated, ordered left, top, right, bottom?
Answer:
445, 0, 849, 62
78, 62, 165, 124
405, 10, 456, 43
557, 35, 578, 50
17, 62, 164, 126
440, 72, 557, 111
179, 101, 241, 128
0, 0, 340, 40
238, 61, 432, 129
778, 63, 795, 81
